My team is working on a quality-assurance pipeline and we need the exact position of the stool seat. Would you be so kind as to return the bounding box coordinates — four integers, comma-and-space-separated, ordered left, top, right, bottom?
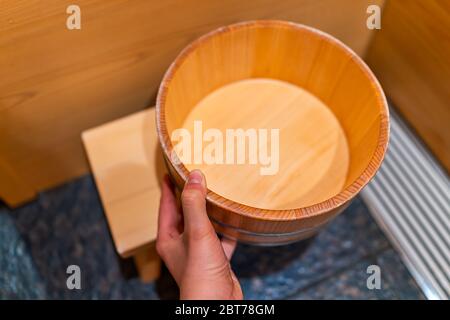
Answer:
82, 108, 164, 281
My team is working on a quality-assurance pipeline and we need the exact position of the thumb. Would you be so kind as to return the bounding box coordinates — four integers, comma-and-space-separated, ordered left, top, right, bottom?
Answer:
181, 170, 214, 238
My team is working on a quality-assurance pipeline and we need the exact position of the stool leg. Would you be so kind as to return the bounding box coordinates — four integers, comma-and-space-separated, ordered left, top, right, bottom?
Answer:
133, 243, 161, 283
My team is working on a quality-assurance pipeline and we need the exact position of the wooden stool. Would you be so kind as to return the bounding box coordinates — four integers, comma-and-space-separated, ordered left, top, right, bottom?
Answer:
82, 108, 164, 282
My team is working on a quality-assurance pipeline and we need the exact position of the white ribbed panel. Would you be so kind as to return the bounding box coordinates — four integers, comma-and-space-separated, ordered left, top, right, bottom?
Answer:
361, 109, 450, 300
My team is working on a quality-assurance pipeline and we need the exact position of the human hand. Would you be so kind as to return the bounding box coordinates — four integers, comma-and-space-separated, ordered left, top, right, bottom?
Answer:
156, 170, 243, 300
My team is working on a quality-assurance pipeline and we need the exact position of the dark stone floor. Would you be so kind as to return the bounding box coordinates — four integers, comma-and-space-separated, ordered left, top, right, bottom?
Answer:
0, 175, 424, 299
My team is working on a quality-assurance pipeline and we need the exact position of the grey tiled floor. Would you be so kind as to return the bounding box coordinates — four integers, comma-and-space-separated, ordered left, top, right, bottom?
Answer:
0, 175, 424, 299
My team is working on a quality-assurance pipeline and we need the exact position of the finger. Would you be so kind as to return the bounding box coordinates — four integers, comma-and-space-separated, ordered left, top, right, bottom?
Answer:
157, 175, 182, 241
181, 170, 214, 237
220, 237, 237, 261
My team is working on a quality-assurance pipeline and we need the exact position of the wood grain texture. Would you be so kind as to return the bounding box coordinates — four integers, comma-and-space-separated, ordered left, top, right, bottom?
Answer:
366, 0, 450, 172
157, 21, 389, 244
0, 0, 383, 207
0, 158, 36, 207
82, 108, 165, 258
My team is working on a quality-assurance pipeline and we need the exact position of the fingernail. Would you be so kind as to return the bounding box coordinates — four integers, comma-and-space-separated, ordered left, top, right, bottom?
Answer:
187, 170, 204, 186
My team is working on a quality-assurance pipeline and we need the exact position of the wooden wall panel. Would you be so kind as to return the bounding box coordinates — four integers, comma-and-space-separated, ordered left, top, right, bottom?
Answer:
366, 0, 450, 172
0, 0, 383, 206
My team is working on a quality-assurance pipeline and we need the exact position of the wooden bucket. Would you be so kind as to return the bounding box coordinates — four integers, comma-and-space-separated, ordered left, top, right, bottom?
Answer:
156, 20, 389, 245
